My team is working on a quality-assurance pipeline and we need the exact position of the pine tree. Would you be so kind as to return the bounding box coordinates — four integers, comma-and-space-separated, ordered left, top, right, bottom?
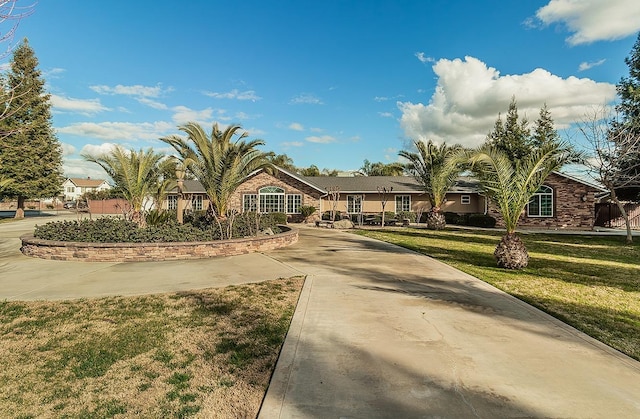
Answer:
613, 32, 640, 200
532, 103, 559, 148
485, 97, 531, 161
0, 38, 63, 218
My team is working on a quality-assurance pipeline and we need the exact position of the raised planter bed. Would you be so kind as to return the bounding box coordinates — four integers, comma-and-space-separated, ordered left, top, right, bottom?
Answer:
20, 226, 298, 262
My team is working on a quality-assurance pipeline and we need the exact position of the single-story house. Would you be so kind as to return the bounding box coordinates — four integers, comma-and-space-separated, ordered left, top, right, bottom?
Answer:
165, 167, 607, 229
62, 177, 111, 202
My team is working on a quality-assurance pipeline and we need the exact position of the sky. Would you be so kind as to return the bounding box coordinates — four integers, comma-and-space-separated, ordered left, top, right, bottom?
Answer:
5, 0, 640, 179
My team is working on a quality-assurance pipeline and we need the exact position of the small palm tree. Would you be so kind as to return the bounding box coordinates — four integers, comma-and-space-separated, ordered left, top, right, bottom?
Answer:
160, 122, 273, 217
399, 140, 463, 229
466, 142, 573, 269
83, 146, 165, 225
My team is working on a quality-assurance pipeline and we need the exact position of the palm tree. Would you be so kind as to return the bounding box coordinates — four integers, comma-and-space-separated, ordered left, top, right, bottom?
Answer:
466, 142, 574, 269
399, 140, 463, 229
160, 122, 272, 217
83, 146, 165, 225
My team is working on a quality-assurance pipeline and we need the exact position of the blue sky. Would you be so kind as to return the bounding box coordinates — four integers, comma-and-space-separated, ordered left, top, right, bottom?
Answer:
8, 0, 640, 178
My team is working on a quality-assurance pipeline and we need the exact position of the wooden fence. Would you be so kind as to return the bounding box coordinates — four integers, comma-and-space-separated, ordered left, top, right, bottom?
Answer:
594, 203, 640, 228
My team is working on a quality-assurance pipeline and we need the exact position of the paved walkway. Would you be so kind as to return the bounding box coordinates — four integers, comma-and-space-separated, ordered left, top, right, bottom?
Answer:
2, 215, 640, 417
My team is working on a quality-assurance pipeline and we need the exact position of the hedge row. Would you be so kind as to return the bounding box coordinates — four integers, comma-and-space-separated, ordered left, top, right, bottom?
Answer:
34, 212, 284, 243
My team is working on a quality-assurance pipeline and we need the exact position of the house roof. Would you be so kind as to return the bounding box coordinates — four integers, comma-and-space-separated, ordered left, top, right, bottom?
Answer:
66, 178, 109, 188
552, 171, 608, 192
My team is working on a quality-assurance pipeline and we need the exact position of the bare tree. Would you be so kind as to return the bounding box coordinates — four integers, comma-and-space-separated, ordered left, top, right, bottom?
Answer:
0, 1, 35, 58
577, 107, 640, 244
377, 186, 393, 227
326, 186, 340, 222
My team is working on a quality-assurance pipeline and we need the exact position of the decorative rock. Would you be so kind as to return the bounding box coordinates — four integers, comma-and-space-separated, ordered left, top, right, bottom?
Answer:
333, 219, 354, 229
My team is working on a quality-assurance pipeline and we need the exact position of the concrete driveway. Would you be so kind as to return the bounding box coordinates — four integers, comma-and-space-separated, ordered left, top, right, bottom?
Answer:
259, 226, 640, 418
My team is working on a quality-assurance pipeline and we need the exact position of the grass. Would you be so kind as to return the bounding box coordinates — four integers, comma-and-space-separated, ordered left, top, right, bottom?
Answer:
354, 227, 640, 360
0, 277, 303, 418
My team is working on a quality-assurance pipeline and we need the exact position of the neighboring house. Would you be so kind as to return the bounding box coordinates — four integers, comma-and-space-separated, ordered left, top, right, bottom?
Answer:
62, 177, 111, 202
164, 167, 606, 229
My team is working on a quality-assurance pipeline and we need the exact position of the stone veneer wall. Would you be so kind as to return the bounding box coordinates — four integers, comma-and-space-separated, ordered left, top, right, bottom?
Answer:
230, 171, 323, 222
20, 226, 297, 262
488, 173, 600, 230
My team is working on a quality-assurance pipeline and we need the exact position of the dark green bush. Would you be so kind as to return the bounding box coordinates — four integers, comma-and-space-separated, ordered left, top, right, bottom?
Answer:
396, 211, 416, 223
322, 210, 341, 221
466, 213, 497, 228
299, 205, 317, 218
33, 212, 284, 243
145, 209, 176, 226
444, 212, 460, 225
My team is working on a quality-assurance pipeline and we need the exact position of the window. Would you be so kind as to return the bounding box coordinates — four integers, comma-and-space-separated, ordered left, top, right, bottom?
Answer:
395, 195, 411, 212
286, 194, 302, 214
528, 185, 553, 217
347, 195, 363, 213
192, 195, 203, 211
461, 195, 471, 205
243, 194, 257, 212
66, 187, 75, 193
259, 186, 285, 213
167, 195, 178, 210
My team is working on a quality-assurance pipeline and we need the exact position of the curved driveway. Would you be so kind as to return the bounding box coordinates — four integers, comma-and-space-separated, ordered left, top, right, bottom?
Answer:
2, 215, 640, 417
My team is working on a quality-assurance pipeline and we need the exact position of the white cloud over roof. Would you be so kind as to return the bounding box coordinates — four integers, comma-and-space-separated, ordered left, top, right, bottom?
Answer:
398, 56, 616, 148
536, 0, 640, 45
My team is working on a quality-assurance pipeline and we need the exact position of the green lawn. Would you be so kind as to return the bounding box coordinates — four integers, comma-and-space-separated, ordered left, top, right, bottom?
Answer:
0, 277, 303, 418
354, 227, 640, 360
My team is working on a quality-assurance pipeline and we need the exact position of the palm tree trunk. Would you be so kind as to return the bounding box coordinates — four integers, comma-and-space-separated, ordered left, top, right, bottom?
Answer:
494, 233, 529, 269
426, 209, 446, 230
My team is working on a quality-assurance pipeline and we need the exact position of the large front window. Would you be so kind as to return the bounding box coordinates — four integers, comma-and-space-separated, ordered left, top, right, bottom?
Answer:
395, 195, 411, 212
243, 194, 257, 212
347, 195, 362, 213
259, 186, 285, 213
528, 185, 553, 217
287, 194, 302, 214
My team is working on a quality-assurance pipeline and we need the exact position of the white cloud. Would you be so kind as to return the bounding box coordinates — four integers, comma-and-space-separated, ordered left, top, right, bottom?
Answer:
306, 135, 336, 144
288, 122, 304, 131
51, 94, 109, 115
398, 56, 616, 148
290, 94, 323, 105
310, 127, 323, 133
61, 143, 77, 156
79, 142, 121, 156
578, 59, 606, 71
90, 83, 171, 98
203, 89, 261, 101
415, 52, 434, 63
57, 121, 174, 141
171, 106, 219, 125
281, 141, 304, 147
536, 0, 640, 45
378, 112, 394, 118
137, 97, 168, 110
63, 157, 113, 179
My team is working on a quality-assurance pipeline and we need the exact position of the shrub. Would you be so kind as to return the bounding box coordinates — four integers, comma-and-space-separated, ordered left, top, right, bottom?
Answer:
396, 211, 416, 223
145, 209, 175, 226
444, 212, 460, 225
33, 212, 284, 243
299, 205, 317, 219
466, 213, 497, 228
322, 211, 341, 221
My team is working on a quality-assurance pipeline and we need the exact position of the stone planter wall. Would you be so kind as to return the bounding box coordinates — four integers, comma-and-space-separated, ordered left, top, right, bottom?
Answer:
20, 226, 297, 262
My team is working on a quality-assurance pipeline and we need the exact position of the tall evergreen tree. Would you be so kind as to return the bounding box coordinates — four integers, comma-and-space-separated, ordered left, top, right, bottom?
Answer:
486, 97, 531, 161
0, 38, 63, 218
613, 32, 640, 200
